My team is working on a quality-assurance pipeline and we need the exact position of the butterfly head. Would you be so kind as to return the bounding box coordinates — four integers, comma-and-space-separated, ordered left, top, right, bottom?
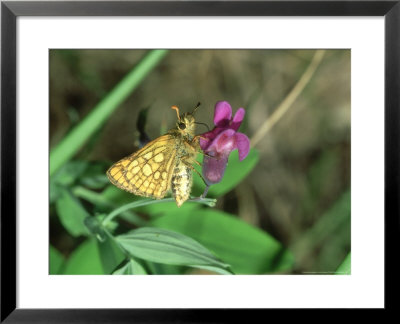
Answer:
171, 103, 200, 138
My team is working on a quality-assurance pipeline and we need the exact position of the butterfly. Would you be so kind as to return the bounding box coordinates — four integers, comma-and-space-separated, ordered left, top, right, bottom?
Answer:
107, 103, 204, 207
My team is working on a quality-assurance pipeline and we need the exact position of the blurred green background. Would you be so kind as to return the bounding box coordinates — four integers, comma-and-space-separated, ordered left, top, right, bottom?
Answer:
49, 49, 350, 274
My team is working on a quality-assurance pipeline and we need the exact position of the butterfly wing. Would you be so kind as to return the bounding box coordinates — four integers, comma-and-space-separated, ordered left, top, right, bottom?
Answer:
107, 134, 177, 199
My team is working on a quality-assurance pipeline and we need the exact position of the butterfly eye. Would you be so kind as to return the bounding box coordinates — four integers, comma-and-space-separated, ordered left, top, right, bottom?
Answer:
178, 122, 186, 130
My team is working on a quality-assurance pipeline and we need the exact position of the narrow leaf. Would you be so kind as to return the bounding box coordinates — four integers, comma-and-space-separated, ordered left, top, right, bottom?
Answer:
115, 227, 231, 273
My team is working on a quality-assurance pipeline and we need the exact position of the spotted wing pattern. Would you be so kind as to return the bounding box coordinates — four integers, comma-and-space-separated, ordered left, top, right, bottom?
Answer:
107, 135, 177, 199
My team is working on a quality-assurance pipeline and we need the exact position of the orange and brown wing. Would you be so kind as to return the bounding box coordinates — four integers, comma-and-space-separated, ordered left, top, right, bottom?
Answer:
107, 135, 177, 199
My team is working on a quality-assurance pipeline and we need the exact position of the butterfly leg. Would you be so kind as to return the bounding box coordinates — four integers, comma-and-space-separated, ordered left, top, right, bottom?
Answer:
190, 136, 218, 159
181, 157, 207, 186
193, 159, 202, 167
192, 134, 206, 142
184, 138, 215, 160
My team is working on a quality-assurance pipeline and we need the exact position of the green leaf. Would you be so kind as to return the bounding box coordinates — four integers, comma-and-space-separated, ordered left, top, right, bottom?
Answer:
115, 227, 232, 274
100, 185, 136, 206
97, 237, 125, 274
73, 186, 147, 227
78, 161, 110, 189
336, 252, 351, 275
80, 174, 109, 189
192, 148, 259, 197
192, 265, 235, 275
52, 160, 89, 186
152, 209, 294, 274
50, 49, 169, 176
49, 245, 65, 274
50, 160, 89, 203
142, 261, 184, 275
113, 258, 147, 275
63, 239, 104, 274
55, 189, 90, 237
50, 182, 62, 204
291, 190, 351, 271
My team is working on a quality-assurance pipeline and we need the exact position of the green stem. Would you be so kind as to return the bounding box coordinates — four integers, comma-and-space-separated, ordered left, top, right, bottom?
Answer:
102, 197, 217, 226
72, 186, 112, 207
50, 49, 169, 176
73, 186, 147, 226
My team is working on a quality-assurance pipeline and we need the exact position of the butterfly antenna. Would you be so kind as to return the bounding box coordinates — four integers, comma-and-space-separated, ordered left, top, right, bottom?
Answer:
195, 121, 210, 131
171, 105, 181, 121
192, 102, 201, 114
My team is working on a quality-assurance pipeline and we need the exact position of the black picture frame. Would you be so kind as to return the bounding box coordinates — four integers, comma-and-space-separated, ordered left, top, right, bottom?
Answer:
1, 0, 398, 321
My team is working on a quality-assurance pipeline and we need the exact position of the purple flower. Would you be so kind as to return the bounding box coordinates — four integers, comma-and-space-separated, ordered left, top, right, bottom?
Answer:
200, 101, 250, 187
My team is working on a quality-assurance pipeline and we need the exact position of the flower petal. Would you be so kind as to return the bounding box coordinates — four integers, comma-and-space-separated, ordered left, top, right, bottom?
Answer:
199, 127, 223, 150
213, 101, 232, 127
199, 132, 213, 150
202, 154, 229, 185
199, 137, 210, 150
235, 132, 250, 161
207, 129, 236, 154
231, 108, 245, 131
